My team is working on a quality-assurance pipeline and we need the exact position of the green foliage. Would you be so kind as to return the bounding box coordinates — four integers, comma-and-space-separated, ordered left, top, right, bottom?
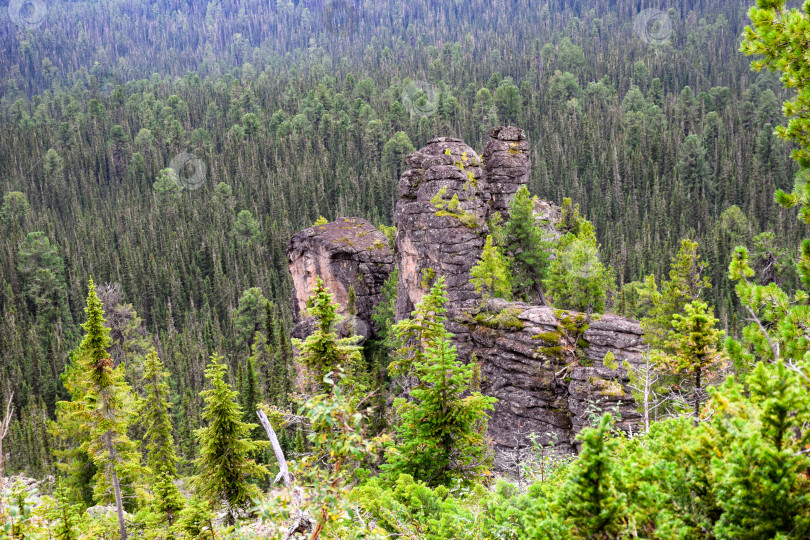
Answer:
17, 231, 70, 325
547, 223, 615, 315
233, 288, 270, 354
430, 186, 479, 228
53, 279, 142, 519
390, 276, 449, 381
1, 191, 30, 229
742, 0, 810, 170
640, 239, 711, 349
556, 414, 624, 538
470, 235, 512, 300
153, 168, 180, 202
141, 351, 179, 477
192, 354, 269, 525
664, 301, 726, 425
152, 467, 186, 530
234, 210, 260, 245
175, 496, 215, 539
291, 277, 363, 389
43, 479, 84, 540
502, 186, 550, 302
384, 286, 496, 487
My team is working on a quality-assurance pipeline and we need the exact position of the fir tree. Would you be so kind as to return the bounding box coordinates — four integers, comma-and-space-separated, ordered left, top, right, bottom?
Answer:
390, 276, 450, 383
502, 186, 550, 303
470, 235, 512, 300
291, 277, 362, 390
140, 351, 178, 477
384, 281, 496, 487
54, 279, 141, 539
46, 479, 82, 540
152, 466, 185, 530
192, 354, 268, 525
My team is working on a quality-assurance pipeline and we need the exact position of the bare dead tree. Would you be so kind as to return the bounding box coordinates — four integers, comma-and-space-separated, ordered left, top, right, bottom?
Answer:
0, 393, 14, 517
257, 409, 312, 540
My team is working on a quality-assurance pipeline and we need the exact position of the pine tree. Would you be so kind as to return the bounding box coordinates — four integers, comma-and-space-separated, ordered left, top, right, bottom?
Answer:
384, 281, 496, 487
140, 351, 178, 477
502, 186, 550, 303
557, 414, 625, 538
192, 354, 268, 525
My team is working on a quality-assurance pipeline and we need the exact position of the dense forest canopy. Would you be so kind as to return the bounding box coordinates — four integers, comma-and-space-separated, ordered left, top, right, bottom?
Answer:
1, 0, 810, 538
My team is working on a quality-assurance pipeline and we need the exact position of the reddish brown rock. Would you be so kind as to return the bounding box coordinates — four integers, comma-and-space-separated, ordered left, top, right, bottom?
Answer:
287, 217, 393, 339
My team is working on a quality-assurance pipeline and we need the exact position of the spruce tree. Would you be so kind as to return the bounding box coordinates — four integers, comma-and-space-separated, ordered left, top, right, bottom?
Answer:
292, 277, 362, 390
502, 186, 550, 303
140, 351, 178, 477
192, 354, 268, 525
390, 276, 451, 383
54, 279, 141, 539
384, 280, 496, 487
152, 466, 185, 530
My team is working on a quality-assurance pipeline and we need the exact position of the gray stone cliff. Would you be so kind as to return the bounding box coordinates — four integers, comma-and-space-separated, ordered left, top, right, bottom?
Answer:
287, 127, 645, 466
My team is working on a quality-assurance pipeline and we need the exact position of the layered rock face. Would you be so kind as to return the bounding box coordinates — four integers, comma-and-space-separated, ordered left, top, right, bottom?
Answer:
393, 137, 488, 321
481, 126, 532, 220
287, 217, 394, 339
287, 127, 646, 468
455, 303, 643, 461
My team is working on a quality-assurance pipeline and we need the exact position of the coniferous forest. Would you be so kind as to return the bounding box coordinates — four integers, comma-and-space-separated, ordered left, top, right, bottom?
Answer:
1, 0, 810, 538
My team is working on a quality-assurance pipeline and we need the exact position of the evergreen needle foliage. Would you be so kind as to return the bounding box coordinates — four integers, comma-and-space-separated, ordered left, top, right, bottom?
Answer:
192, 353, 269, 525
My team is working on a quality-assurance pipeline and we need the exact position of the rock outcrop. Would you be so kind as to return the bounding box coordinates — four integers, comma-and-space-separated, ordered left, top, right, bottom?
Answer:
455, 302, 643, 461
286, 126, 646, 469
481, 126, 532, 220
394, 137, 488, 321
287, 217, 394, 339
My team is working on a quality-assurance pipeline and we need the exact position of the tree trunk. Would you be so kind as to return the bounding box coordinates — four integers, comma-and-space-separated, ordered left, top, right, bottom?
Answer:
105, 431, 128, 540
256, 410, 290, 487
694, 367, 701, 428
0, 393, 14, 518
